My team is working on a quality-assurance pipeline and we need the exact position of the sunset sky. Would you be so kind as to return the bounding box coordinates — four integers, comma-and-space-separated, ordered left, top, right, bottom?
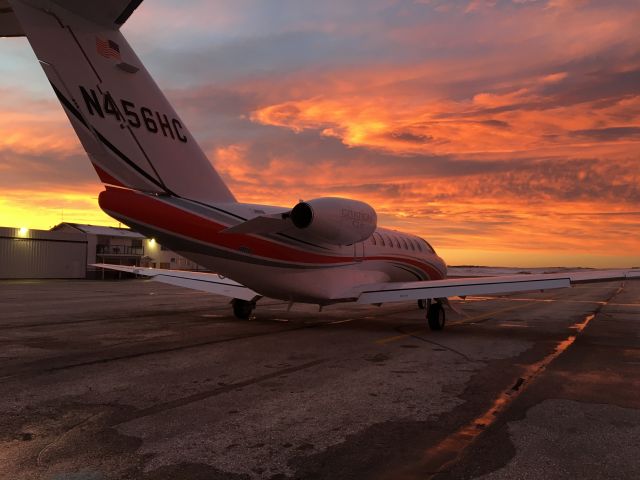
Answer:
1, 0, 638, 267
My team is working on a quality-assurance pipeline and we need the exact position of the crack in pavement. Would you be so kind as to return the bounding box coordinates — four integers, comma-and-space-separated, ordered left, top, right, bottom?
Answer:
110, 359, 327, 426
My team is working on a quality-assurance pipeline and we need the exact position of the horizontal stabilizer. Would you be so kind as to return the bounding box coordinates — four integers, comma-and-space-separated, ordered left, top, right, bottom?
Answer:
2, 0, 144, 34
51, 0, 144, 29
0, 2, 24, 36
92, 264, 259, 301
221, 214, 290, 235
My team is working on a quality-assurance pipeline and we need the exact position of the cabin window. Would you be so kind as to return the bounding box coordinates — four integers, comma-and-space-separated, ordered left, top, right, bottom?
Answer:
385, 236, 392, 248
393, 236, 401, 248
408, 239, 416, 251
401, 238, 409, 250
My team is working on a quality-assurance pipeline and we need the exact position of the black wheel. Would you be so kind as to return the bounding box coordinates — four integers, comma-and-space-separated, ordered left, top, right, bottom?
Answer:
232, 299, 254, 320
417, 299, 427, 310
427, 302, 445, 331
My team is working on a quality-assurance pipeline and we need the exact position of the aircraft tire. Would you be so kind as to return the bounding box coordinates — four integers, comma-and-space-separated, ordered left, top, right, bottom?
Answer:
427, 302, 445, 331
232, 299, 254, 320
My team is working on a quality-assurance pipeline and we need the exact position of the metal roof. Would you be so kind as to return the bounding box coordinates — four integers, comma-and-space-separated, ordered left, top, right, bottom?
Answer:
0, 226, 86, 242
54, 223, 146, 238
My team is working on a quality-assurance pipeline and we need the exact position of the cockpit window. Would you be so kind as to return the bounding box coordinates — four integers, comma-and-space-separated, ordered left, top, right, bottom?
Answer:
419, 238, 436, 253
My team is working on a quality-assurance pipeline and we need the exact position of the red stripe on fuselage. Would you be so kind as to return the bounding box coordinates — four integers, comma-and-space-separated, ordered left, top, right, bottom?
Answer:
98, 188, 443, 279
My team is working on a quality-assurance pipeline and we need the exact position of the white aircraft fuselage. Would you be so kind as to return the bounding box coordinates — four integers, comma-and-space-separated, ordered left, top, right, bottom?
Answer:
98, 187, 447, 304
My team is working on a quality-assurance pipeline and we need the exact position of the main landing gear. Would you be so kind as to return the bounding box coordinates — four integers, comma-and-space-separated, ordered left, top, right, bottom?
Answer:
232, 298, 255, 320
425, 300, 446, 331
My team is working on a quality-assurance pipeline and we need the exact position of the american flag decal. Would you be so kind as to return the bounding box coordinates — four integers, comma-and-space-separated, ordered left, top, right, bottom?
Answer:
96, 37, 121, 60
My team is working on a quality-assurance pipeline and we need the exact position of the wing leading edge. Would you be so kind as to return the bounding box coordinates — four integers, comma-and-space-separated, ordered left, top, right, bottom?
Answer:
355, 269, 640, 305
91, 264, 259, 301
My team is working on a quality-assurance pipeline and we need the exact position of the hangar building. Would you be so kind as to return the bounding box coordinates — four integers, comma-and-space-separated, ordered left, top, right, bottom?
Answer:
0, 223, 203, 279
0, 226, 86, 279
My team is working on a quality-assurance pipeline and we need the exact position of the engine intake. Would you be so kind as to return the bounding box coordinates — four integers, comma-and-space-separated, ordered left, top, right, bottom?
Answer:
290, 202, 314, 229
289, 197, 377, 245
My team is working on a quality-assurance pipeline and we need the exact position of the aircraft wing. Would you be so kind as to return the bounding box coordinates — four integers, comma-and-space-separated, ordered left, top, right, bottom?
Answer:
91, 264, 259, 301
355, 269, 640, 304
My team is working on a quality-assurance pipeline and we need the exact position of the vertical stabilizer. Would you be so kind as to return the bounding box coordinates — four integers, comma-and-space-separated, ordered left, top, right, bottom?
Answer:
7, 0, 236, 204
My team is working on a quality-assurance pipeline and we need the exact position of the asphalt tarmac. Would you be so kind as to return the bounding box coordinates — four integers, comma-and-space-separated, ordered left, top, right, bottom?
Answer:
1, 278, 638, 479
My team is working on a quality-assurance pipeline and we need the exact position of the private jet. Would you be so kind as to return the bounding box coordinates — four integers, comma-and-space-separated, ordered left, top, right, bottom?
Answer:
2, 0, 636, 329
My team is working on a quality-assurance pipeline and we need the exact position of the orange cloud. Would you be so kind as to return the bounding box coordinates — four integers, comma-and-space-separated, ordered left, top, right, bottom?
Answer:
0, 186, 118, 230
1, 0, 639, 269
252, 92, 640, 159
0, 107, 80, 155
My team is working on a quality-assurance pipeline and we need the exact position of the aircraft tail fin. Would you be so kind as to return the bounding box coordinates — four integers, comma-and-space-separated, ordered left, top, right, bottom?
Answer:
6, 0, 236, 204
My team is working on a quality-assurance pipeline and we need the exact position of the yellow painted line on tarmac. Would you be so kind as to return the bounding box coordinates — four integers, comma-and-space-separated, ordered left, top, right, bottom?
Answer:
465, 296, 606, 305
375, 331, 422, 345
329, 318, 355, 325
448, 301, 535, 327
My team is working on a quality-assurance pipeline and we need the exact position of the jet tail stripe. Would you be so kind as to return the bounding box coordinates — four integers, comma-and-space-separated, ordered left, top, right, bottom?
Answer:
124, 125, 172, 192
51, 82, 168, 192
93, 129, 168, 192
92, 163, 127, 188
50, 82, 88, 128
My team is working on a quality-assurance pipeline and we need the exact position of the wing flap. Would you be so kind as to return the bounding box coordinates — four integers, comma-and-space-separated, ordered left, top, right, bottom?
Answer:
91, 263, 259, 301
150, 274, 257, 300
356, 269, 638, 305
358, 276, 571, 304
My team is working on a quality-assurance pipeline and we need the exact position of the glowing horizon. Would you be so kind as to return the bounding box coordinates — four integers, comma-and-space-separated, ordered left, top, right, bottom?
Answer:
1, 0, 638, 268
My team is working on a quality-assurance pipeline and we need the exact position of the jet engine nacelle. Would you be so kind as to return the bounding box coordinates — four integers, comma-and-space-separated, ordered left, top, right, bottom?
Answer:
289, 197, 377, 245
